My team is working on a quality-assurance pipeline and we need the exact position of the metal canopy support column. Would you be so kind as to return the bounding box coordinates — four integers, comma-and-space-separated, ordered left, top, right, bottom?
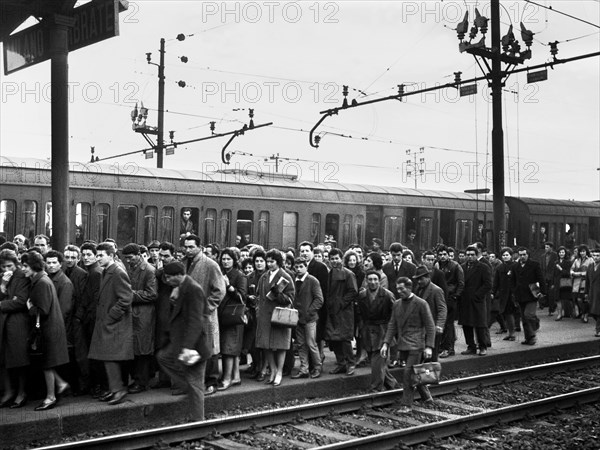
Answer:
49, 14, 74, 252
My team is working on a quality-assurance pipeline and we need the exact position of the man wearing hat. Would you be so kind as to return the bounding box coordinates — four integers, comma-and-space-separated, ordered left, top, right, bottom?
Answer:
157, 261, 211, 421
412, 266, 447, 361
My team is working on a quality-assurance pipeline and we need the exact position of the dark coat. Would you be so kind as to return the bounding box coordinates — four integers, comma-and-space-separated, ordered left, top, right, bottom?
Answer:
0, 268, 31, 368
293, 274, 324, 325
79, 262, 102, 324
28, 271, 69, 369
162, 275, 211, 361
554, 258, 573, 301
382, 260, 416, 298
307, 258, 329, 300
457, 261, 492, 327
357, 286, 394, 352
255, 268, 295, 350
514, 259, 546, 304
414, 281, 447, 330
127, 260, 157, 355
586, 262, 600, 316
65, 264, 87, 341
325, 267, 357, 341
88, 263, 134, 361
492, 262, 516, 313
436, 259, 464, 307
540, 251, 559, 283
155, 268, 173, 351
384, 294, 435, 351
219, 267, 247, 356
49, 269, 73, 346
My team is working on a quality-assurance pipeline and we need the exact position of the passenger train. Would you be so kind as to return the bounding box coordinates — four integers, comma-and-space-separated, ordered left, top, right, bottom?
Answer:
0, 157, 598, 255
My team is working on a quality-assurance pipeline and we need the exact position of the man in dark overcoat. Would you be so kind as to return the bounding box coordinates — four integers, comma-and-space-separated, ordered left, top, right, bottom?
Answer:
586, 248, 600, 337
88, 242, 134, 405
325, 248, 358, 376
122, 243, 157, 393
540, 242, 559, 314
63, 245, 90, 394
514, 247, 546, 345
458, 246, 492, 356
157, 261, 211, 421
382, 242, 417, 298
436, 245, 464, 359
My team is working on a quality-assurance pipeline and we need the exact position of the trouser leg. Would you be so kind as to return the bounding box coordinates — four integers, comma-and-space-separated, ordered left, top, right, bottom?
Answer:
104, 361, 126, 393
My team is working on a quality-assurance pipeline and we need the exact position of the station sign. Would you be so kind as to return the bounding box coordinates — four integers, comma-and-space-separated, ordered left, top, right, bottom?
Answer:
3, 0, 126, 75
460, 84, 478, 97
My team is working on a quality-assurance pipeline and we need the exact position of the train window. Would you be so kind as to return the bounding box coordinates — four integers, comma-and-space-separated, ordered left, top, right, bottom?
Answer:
117, 205, 137, 246
283, 212, 298, 249
354, 215, 364, 246
419, 217, 432, 252
144, 206, 158, 244
258, 211, 269, 248
581, 223, 588, 244
204, 208, 217, 245
219, 209, 231, 247
160, 207, 174, 243
325, 214, 339, 243
96, 203, 110, 243
22, 200, 37, 241
565, 223, 576, 250
384, 216, 402, 249
180, 207, 198, 241
455, 219, 472, 250
342, 214, 352, 249
548, 223, 556, 247
75, 202, 90, 246
0, 199, 16, 241
311, 213, 321, 245
237, 210, 254, 247
44, 202, 52, 237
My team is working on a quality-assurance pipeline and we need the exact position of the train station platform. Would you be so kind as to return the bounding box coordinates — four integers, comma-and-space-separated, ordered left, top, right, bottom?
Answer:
2, 313, 600, 449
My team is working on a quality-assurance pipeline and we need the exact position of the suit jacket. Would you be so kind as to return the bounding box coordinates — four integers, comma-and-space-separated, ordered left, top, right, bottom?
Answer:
382, 260, 417, 298
163, 275, 211, 361
414, 281, 447, 330
88, 263, 134, 361
383, 293, 435, 351
293, 274, 323, 324
586, 262, 600, 316
357, 286, 395, 352
185, 251, 226, 355
540, 251, 559, 283
457, 260, 491, 327
514, 259, 546, 304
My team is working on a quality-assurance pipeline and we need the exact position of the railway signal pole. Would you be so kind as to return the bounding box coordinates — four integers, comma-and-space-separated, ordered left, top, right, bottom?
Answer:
405, 147, 425, 189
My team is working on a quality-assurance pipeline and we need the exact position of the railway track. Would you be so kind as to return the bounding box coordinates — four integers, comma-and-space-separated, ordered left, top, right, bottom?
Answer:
36, 355, 600, 450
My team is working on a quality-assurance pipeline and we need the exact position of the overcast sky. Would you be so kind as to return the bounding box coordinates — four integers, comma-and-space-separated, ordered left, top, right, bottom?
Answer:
1, 1, 599, 200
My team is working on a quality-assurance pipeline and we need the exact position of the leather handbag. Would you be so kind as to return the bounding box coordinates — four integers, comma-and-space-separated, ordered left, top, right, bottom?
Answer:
412, 362, 441, 385
219, 303, 247, 326
270, 306, 299, 328
28, 313, 45, 358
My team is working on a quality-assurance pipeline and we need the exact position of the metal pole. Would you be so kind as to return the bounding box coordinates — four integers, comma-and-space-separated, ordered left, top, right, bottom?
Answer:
49, 14, 74, 251
491, 0, 505, 252
157, 38, 165, 168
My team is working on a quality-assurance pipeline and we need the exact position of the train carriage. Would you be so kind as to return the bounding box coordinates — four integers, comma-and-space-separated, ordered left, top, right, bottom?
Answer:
1, 157, 598, 253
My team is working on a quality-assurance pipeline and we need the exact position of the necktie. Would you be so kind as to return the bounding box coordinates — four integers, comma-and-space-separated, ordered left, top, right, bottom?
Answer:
395, 264, 399, 275
295, 279, 303, 292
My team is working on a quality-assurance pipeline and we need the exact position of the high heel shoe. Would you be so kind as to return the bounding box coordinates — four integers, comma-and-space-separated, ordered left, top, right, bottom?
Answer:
266, 373, 276, 385
10, 396, 27, 409
273, 372, 282, 387
217, 380, 232, 391
555, 315, 563, 321
34, 398, 57, 411
231, 379, 242, 386
255, 372, 266, 382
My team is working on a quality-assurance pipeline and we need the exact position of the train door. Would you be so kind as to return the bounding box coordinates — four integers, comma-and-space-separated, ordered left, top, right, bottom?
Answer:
365, 206, 382, 249
382, 208, 404, 250
589, 216, 600, 247
439, 210, 454, 247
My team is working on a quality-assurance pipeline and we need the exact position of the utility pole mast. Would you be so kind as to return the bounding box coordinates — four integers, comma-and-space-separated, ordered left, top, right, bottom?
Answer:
157, 38, 165, 168
405, 147, 425, 189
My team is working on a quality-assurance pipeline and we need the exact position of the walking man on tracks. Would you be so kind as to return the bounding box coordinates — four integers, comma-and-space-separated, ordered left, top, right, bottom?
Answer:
381, 277, 435, 412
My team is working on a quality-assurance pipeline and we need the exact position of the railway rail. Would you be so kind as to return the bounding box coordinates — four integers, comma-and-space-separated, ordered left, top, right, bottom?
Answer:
35, 355, 600, 450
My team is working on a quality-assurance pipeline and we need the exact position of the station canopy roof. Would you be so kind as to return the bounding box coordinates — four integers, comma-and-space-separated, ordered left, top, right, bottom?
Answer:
0, 0, 77, 43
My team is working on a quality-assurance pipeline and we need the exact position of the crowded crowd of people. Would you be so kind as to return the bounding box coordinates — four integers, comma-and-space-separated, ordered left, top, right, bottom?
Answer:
0, 232, 599, 418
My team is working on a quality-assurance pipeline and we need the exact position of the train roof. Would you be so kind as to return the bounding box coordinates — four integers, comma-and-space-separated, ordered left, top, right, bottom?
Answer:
505, 196, 599, 216
11, 156, 592, 212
